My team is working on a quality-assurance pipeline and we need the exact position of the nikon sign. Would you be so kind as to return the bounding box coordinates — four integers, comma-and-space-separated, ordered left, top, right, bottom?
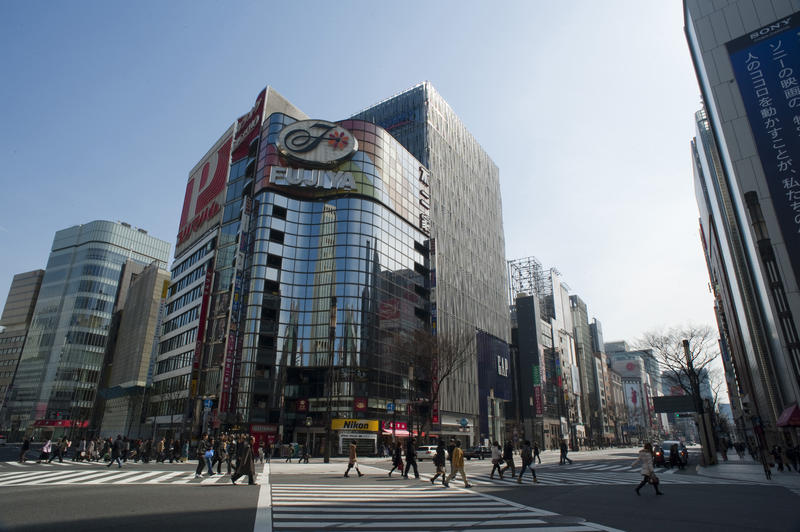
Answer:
331, 418, 379, 432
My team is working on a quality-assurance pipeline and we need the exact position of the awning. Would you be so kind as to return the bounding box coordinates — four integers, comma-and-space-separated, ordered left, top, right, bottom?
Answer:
777, 403, 800, 427
380, 429, 429, 437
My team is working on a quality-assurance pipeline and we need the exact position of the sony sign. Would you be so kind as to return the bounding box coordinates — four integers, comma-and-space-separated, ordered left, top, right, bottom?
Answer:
269, 166, 356, 191
276, 120, 358, 168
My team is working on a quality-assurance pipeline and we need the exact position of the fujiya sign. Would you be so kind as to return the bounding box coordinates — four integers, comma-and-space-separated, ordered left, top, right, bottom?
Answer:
277, 120, 358, 168
269, 166, 356, 191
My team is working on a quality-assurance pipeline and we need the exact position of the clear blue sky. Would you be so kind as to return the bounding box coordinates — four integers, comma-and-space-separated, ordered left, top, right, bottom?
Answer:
0, 0, 712, 343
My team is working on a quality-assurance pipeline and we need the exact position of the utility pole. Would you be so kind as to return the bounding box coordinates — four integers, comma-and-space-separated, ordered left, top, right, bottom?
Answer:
490, 388, 496, 443
683, 339, 716, 465
323, 297, 337, 463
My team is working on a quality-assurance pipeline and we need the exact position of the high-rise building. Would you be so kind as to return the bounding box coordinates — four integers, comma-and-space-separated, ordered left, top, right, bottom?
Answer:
569, 295, 600, 443
5, 221, 170, 439
97, 261, 170, 438
0, 270, 45, 434
508, 257, 583, 449
354, 83, 511, 443
153, 83, 509, 452
685, 0, 800, 447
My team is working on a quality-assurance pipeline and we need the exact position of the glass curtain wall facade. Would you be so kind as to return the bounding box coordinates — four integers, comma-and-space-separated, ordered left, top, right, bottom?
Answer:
353, 82, 510, 440
7, 221, 170, 438
238, 114, 431, 443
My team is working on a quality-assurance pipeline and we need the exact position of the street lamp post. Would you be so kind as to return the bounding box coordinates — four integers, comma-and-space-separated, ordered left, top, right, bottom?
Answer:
323, 297, 337, 464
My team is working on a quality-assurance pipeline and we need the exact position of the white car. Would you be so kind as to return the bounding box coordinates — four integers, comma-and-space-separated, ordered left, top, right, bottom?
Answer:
416, 445, 447, 461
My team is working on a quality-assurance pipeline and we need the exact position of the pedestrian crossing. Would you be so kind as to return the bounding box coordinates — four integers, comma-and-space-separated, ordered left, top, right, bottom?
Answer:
452, 468, 767, 488
270, 483, 605, 531
0, 467, 260, 486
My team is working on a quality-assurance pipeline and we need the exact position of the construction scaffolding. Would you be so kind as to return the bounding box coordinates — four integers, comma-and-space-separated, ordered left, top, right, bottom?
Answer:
507, 256, 559, 320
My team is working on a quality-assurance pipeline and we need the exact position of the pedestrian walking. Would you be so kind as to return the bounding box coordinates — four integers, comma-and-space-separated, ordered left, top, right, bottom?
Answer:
205, 437, 217, 475
18, 438, 30, 463
388, 441, 404, 476
771, 445, 785, 472
299, 443, 309, 463
212, 436, 226, 474
430, 439, 449, 487
344, 440, 364, 477
517, 440, 538, 483
195, 433, 211, 478
445, 440, 472, 488
285, 443, 294, 463
559, 439, 573, 465
489, 441, 503, 479
123, 437, 131, 463
633, 442, 663, 496
533, 440, 542, 464
403, 437, 419, 479
75, 438, 86, 462
86, 439, 95, 462
37, 438, 52, 463
231, 435, 256, 485
107, 435, 123, 468
500, 440, 516, 478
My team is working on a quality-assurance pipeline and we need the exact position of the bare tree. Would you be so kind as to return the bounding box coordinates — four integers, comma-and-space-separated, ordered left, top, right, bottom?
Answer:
400, 328, 475, 437
639, 324, 720, 408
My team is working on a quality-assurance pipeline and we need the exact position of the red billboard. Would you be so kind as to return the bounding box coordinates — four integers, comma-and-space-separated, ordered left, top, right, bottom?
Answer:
176, 125, 234, 257
232, 89, 265, 161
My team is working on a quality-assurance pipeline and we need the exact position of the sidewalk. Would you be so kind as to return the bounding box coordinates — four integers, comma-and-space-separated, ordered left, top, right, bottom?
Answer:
696, 453, 800, 491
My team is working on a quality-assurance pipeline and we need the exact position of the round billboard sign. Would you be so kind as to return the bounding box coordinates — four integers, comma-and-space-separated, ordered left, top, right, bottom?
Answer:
277, 120, 358, 169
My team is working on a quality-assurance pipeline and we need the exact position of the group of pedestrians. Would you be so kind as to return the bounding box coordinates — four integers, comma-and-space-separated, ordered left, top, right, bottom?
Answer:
192, 432, 258, 485
18, 435, 192, 465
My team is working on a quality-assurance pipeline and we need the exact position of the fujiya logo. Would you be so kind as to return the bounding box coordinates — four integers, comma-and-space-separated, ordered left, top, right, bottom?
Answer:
269, 166, 356, 191
749, 17, 791, 41
277, 120, 358, 168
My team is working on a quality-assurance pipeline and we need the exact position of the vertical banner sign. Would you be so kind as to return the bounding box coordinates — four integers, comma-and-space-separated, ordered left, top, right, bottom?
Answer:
191, 268, 214, 396
728, 13, 800, 282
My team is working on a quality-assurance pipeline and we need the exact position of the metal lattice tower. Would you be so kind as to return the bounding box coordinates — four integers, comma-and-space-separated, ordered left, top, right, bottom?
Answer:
508, 256, 561, 320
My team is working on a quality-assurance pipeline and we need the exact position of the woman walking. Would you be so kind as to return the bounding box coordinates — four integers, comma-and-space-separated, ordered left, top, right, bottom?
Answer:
430, 439, 449, 487
388, 441, 403, 476
633, 442, 663, 496
344, 440, 364, 477
231, 435, 256, 485
489, 441, 503, 479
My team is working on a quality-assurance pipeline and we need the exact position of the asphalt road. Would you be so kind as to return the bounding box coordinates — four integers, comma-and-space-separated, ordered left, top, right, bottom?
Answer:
0, 444, 798, 532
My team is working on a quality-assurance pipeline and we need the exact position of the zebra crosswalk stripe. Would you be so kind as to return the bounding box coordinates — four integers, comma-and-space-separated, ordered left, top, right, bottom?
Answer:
270, 483, 597, 531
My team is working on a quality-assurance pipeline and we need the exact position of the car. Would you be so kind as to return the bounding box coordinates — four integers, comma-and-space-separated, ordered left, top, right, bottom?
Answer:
416, 445, 448, 461
463, 445, 490, 460
660, 440, 686, 467
652, 445, 666, 466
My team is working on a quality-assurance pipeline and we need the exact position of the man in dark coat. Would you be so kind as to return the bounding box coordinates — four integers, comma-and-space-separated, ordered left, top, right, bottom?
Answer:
195, 433, 210, 478
107, 435, 123, 468
231, 435, 256, 485
500, 440, 516, 478
403, 437, 419, 479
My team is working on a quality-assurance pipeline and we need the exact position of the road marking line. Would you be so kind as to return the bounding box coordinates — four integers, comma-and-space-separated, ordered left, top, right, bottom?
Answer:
144, 471, 185, 484
254, 462, 271, 532
59, 470, 120, 484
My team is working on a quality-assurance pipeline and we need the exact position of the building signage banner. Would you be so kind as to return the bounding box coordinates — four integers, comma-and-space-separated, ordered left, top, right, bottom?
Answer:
533, 385, 543, 415
331, 419, 379, 431
269, 166, 356, 191
381, 421, 407, 431
728, 13, 800, 282
232, 89, 265, 161
276, 120, 358, 168
177, 129, 234, 257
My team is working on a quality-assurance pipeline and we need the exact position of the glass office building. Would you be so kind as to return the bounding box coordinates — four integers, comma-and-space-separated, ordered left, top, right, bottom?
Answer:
6, 221, 170, 438
162, 84, 508, 450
